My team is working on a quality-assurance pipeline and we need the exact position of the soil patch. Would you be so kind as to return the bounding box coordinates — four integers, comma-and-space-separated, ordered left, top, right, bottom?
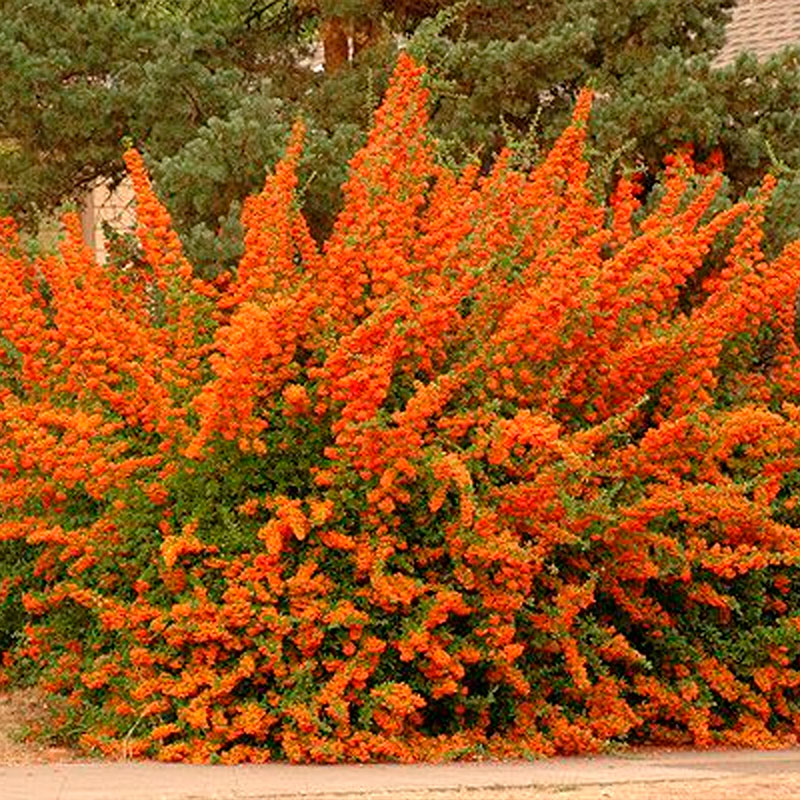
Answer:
0, 688, 81, 764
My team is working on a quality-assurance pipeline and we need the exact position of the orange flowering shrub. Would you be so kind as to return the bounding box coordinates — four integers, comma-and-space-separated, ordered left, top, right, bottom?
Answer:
4, 54, 800, 761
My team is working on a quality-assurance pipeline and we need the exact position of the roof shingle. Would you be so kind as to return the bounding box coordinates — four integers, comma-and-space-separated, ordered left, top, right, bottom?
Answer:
716, 0, 800, 65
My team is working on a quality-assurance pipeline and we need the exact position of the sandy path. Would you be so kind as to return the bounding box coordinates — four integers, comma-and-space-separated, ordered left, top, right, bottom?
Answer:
4, 752, 800, 800
354, 776, 800, 800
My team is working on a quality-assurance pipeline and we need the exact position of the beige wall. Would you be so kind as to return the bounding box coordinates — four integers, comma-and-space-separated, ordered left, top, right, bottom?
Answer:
80, 177, 136, 263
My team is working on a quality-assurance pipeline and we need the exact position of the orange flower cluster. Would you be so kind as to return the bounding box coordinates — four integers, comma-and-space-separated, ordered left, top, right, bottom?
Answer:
3, 53, 800, 762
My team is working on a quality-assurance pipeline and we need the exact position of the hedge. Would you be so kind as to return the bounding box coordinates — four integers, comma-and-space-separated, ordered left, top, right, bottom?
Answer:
2, 54, 800, 762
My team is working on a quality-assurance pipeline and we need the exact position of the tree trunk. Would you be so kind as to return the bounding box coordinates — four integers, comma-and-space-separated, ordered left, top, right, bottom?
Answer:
352, 16, 382, 59
321, 16, 349, 73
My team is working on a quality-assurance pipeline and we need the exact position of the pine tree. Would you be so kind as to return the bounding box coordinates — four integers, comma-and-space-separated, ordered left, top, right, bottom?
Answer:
2, 0, 799, 269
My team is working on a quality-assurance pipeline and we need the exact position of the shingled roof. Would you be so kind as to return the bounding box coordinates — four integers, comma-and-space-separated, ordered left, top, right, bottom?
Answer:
716, 0, 800, 65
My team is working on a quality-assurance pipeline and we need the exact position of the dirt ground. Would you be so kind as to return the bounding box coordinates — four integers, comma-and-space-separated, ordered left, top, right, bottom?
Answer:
285, 780, 800, 800
285, 779, 800, 800
0, 688, 80, 764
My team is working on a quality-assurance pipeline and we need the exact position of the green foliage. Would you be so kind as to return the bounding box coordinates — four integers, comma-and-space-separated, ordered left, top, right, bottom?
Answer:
2, 0, 800, 269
